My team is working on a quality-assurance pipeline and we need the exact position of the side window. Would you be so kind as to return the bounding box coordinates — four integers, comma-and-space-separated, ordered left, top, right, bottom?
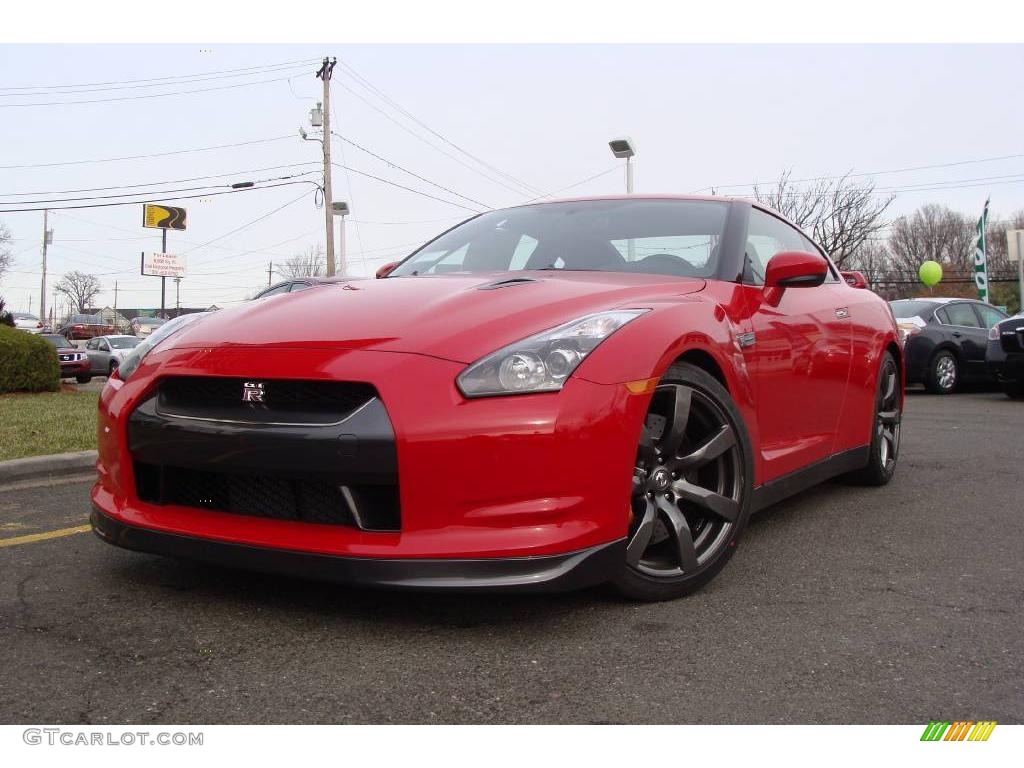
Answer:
944, 303, 982, 328
975, 304, 1007, 329
85, 339, 96, 350
99, 340, 110, 351
259, 284, 291, 298
744, 209, 807, 285
289, 282, 312, 293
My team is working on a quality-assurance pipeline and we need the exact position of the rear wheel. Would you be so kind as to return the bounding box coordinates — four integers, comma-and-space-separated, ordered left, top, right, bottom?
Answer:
612, 363, 753, 602
76, 375, 91, 384
848, 351, 901, 485
925, 349, 958, 394
108, 360, 118, 376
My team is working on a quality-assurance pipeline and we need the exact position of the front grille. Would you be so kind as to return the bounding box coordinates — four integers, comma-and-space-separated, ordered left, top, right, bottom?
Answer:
157, 376, 377, 424
1000, 324, 1024, 353
133, 462, 400, 531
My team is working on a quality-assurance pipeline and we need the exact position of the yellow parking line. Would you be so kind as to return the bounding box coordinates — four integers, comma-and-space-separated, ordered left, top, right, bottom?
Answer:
0, 524, 91, 548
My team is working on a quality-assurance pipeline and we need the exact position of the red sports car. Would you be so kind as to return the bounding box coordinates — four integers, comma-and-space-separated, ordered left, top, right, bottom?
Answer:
91, 196, 903, 600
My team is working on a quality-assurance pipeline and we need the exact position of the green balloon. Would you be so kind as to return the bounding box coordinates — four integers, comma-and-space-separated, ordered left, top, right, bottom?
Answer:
919, 260, 943, 287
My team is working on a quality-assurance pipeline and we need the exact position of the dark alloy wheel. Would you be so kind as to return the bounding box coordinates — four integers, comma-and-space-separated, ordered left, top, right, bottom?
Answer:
108, 360, 118, 376
613, 363, 752, 601
926, 349, 958, 394
849, 351, 901, 485
1003, 382, 1024, 400
76, 375, 91, 384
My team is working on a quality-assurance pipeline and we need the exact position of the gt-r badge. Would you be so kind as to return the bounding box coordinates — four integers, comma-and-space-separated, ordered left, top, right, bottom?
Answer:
835, 307, 850, 319
242, 382, 265, 403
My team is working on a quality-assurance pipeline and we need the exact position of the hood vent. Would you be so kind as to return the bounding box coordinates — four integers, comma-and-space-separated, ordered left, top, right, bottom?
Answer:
475, 277, 539, 291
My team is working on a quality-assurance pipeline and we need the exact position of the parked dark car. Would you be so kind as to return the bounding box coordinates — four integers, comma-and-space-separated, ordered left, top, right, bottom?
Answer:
41, 333, 91, 382
252, 277, 329, 300
58, 313, 118, 341
129, 317, 167, 337
986, 313, 1024, 399
891, 298, 1008, 393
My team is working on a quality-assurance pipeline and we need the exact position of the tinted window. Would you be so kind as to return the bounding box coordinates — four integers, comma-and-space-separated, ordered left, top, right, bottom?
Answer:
389, 199, 730, 279
976, 304, 1007, 329
942, 303, 982, 328
744, 209, 807, 285
42, 335, 71, 347
109, 337, 141, 349
289, 282, 313, 293
891, 300, 938, 319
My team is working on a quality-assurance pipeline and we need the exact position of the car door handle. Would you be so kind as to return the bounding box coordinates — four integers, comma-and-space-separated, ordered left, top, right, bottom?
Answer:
952, 331, 963, 338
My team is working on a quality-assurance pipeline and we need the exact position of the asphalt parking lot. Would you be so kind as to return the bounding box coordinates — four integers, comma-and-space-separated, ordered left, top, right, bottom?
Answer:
0, 390, 1021, 725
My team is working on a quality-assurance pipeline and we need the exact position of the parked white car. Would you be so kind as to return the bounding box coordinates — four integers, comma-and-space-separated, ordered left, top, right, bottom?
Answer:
12, 312, 44, 333
83, 335, 143, 379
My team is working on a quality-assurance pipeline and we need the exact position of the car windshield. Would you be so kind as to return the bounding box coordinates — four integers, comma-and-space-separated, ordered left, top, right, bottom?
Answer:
890, 300, 937, 318
109, 337, 141, 349
13, 312, 38, 320
389, 199, 730, 279
42, 335, 71, 347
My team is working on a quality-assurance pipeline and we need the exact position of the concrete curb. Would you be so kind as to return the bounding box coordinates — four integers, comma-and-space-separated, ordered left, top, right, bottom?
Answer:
0, 450, 97, 485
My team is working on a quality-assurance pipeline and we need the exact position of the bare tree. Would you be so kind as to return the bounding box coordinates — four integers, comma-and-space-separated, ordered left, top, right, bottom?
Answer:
887, 204, 974, 276
844, 240, 893, 292
55, 271, 101, 313
276, 245, 326, 279
752, 170, 894, 267
0, 221, 12, 282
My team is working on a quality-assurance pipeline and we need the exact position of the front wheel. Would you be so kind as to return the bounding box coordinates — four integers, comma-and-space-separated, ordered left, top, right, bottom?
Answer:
108, 360, 118, 376
76, 375, 92, 384
848, 351, 901, 485
612, 363, 753, 602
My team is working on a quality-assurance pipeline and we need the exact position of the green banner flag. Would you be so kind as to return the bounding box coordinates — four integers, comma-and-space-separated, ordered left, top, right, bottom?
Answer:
973, 197, 990, 303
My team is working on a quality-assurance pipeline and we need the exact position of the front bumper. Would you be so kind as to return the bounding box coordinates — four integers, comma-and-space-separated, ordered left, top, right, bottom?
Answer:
91, 505, 625, 592
93, 345, 647, 571
59, 357, 90, 378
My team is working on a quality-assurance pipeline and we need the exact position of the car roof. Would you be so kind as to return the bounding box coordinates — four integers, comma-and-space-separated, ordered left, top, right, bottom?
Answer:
890, 297, 976, 305
98, 334, 137, 340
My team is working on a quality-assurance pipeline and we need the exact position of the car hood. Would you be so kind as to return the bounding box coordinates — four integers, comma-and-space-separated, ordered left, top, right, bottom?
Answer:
171, 272, 707, 363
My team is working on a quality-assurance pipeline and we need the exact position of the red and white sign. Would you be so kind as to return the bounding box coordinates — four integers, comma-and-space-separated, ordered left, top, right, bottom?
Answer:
141, 251, 187, 278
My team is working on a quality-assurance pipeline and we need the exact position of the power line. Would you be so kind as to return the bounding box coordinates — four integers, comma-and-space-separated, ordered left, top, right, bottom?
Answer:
0, 180, 319, 213
185, 190, 317, 262
331, 162, 484, 212
334, 79, 539, 201
0, 76, 300, 108
690, 151, 1024, 193
0, 62, 315, 97
331, 131, 491, 209
517, 166, 621, 205
0, 170, 320, 207
0, 135, 295, 170
335, 57, 545, 197
0, 162, 320, 198
0, 58, 320, 92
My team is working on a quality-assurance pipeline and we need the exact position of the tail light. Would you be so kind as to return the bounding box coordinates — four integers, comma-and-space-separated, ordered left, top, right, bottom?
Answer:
897, 323, 921, 345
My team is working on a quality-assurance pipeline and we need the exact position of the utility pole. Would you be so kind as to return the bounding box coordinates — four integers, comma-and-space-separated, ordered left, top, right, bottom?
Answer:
160, 227, 167, 318
114, 280, 118, 313
316, 56, 337, 277
175, 277, 181, 314
39, 209, 49, 326
267, 261, 273, 287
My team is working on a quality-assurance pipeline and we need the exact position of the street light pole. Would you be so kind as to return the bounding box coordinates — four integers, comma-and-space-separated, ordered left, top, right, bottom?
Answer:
316, 57, 337, 277
39, 209, 48, 326
626, 156, 634, 194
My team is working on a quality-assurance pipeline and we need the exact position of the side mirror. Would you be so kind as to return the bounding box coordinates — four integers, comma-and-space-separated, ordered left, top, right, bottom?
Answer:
841, 270, 868, 289
375, 261, 399, 279
764, 251, 829, 289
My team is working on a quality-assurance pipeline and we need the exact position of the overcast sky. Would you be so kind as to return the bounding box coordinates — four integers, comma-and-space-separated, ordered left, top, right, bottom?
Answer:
1, 43, 1022, 315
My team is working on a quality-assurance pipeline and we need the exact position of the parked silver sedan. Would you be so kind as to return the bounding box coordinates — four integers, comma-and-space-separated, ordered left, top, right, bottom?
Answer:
83, 335, 143, 380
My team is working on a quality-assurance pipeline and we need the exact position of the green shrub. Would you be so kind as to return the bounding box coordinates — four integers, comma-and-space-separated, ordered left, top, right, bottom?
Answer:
0, 324, 60, 394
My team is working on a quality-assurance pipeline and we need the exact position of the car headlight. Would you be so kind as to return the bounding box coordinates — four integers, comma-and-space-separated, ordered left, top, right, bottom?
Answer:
456, 310, 648, 397
116, 312, 209, 381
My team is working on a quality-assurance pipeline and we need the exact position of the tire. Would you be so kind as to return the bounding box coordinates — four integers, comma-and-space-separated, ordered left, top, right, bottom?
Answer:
76, 375, 92, 384
848, 351, 901, 486
108, 360, 118, 376
612, 362, 754, 601
925, 349, 959, 394
1004, 381, 1024, 400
